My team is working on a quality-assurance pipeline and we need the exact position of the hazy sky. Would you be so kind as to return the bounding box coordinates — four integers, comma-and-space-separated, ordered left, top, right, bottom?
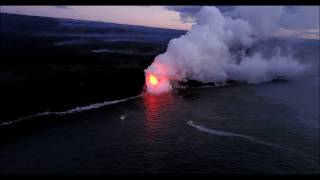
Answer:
1, 6, 319, 39
0, 6, 193, 30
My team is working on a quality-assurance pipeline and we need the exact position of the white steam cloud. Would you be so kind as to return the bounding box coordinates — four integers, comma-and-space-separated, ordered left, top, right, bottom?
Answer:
145, 6, 307, 94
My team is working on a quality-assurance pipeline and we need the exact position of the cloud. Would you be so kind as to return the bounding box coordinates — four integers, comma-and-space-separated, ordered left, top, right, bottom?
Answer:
54, 6, 72, 10
165, 6, 235, 23
166, 5, 320, 36
165, 6, 202, 15
230, 6, 285, 36
165, 6, 202, 23
280, 6, 319, 30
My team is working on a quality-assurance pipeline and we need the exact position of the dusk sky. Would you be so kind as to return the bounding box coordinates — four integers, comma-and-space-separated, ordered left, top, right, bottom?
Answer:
1, 6, 319, 39
0, 6, 193, 30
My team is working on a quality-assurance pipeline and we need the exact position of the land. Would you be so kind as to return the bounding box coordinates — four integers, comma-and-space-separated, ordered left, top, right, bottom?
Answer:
0, 13, 185, 123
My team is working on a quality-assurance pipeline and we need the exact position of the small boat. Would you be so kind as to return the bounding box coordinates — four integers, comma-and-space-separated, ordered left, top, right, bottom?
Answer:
120, 115, 126, 120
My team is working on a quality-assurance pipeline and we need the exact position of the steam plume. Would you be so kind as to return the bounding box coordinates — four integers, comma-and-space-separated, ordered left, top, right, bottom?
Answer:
145, 6, 307, 94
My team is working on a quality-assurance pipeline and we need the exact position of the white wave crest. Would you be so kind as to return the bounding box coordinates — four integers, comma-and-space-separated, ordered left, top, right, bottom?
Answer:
0, 94, 143, 127
187, 121, 291, 151
187, 120, 318, 162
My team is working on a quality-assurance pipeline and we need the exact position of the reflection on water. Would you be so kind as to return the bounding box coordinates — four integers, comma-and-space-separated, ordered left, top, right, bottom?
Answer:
1, 80, 319, 174
142, 92, 175, 143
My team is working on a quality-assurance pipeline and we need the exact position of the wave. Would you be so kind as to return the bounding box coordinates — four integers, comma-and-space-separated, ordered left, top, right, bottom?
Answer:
0, 94, 144, 127
187, 121, 294, 151
187, 121, 319, 163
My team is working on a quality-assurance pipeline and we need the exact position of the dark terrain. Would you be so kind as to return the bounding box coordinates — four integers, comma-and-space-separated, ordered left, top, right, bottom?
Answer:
0, 13, 185, 123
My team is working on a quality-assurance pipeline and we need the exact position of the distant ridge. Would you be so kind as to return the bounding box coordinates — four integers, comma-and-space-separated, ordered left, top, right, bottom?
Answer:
0, 12, 187, 32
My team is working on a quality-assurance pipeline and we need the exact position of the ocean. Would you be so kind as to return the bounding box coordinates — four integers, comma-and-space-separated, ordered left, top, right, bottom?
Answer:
0, 74, 319, 174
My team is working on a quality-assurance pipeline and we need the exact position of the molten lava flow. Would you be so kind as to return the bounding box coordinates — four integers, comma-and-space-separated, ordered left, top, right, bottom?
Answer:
145, 62, 172, 94
149, 74, 158, 86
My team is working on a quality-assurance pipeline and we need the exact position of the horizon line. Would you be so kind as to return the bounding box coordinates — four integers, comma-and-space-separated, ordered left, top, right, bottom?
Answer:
0, 11, 190, 32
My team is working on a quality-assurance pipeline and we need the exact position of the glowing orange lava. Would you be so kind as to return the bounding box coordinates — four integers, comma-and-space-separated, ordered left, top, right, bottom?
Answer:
149, 74, 158, 86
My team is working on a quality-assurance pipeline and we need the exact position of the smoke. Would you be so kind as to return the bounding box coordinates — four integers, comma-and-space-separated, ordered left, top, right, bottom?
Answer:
145, 6, 308, 94
166, 6, 319, 32
230, 6, 284, 36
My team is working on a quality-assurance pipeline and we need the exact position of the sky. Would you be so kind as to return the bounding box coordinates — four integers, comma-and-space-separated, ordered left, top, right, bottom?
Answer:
0, 6, 193, 30
1, 6, 319, 39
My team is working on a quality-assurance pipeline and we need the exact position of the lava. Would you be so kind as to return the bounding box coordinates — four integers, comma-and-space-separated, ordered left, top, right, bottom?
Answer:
149, 74, 158, 86
145, 63, 172, 94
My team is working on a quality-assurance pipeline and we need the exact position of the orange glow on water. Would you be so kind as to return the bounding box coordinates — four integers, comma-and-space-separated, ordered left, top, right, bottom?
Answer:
142, 92, 174, 142
149, 74, 158, 86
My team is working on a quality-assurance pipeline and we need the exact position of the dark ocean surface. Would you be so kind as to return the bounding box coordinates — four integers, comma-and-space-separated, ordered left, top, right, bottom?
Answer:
0, 73, 319, 174
0, 13, 319, 174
